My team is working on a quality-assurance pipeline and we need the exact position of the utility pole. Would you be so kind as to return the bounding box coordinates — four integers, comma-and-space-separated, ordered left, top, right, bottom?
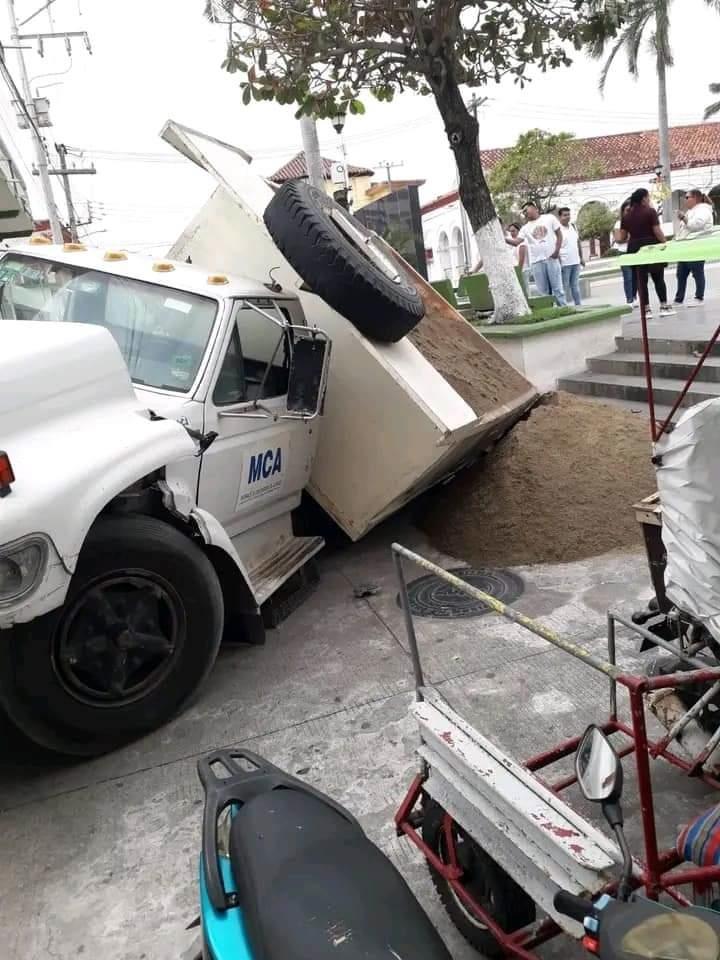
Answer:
4, 0, 62, 240
53, 143, 95, 241
3, 0, 91, 242
378, 160, 403, 187
300, 116, 324, 190
458, 94, 488, 271
467, 93, 489, 122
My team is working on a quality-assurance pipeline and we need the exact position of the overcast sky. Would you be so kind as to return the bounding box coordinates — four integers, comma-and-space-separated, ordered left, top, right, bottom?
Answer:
0, 0, 718, 252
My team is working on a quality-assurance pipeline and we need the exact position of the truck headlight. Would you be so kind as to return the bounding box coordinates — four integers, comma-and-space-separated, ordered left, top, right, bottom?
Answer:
0, 536, 48, 604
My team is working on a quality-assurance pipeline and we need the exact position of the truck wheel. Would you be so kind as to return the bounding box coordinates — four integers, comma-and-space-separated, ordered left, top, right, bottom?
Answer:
0, 515, 223, 757
264, 180, 425, 343
422, 799, 535, 957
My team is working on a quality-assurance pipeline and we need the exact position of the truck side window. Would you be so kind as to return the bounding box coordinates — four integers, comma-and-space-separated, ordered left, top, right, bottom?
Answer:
236, 302, 290, 400
213, 328, 246, 406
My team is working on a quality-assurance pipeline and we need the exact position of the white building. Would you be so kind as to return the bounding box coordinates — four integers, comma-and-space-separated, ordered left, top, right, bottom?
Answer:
423, 122, 720, 284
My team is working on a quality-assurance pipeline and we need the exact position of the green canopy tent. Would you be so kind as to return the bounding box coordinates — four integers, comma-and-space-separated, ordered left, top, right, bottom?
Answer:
618, 232, 720, 441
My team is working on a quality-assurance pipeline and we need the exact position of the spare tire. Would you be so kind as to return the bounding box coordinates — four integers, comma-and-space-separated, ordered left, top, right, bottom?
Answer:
264, 180, 424, 343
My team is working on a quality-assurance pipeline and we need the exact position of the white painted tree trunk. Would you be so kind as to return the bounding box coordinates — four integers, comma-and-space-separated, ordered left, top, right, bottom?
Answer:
657, 57, 673, 218
474, 218, 530, 323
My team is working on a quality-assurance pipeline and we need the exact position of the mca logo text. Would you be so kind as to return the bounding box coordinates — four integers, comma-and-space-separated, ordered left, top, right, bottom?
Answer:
247, 448, 283, 485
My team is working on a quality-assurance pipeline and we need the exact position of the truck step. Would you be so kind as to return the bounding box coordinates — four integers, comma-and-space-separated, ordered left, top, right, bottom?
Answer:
248, 534, 324, 607
261, 559, 320, 629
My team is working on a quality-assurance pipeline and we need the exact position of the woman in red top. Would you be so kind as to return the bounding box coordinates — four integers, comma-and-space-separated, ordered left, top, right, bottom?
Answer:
615, 188, 675, 317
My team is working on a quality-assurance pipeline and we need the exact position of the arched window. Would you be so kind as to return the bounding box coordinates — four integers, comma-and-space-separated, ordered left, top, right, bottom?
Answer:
437, 231, 451, 279
450, 226, 465, 283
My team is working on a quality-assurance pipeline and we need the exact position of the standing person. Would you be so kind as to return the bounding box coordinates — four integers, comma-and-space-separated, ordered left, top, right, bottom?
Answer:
614, 199, 637, 307
674, 189, 714, 307
616, 188, 675, 317
506, 222, 532, 289
558, 207, 584, 306
509, 201, 566, 306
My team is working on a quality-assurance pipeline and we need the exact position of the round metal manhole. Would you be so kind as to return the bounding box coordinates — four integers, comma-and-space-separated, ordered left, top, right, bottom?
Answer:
399, 567, 524, 619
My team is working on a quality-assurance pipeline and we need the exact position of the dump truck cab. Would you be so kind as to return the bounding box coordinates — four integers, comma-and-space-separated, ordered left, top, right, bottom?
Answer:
0, 241, 330, 756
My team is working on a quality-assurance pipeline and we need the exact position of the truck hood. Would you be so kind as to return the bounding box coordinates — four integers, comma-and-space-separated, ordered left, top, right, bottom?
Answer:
0, 320, 197, 565
1, 320, 139, 436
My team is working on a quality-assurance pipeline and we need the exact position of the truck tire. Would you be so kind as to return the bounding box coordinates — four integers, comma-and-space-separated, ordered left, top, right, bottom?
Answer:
264, 180, 425, 343
0, 515, 223, 757
422, 799, 535, 957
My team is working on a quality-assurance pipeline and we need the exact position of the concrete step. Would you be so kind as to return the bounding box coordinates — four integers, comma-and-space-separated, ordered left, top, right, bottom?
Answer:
617, 335, 720, 357
557, 371, 720, 408
589, 352, 720, 383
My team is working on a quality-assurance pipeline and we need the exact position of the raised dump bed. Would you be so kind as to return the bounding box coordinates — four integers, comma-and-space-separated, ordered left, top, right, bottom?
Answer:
162, 121, 537, 539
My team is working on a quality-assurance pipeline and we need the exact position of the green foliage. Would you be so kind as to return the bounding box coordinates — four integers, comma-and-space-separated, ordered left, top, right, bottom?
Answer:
589, 0, 720, 93
488, 128, 605, 214
204, 2, 625, 124
706, 81, 720, 120
577, 201, 616, 241
473, 305, 577, 327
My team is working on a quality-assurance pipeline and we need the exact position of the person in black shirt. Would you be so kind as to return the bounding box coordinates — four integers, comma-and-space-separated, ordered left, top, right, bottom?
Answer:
615, 188, 675, 317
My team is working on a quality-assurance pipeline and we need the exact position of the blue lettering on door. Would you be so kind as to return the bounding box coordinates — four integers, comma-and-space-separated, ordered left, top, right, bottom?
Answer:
247, 448, 283, 485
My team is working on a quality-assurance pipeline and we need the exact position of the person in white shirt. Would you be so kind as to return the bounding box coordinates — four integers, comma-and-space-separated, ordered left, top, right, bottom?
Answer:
506, 222, 531, 287
674, 189, 714, 307
509, 201, 566, 306
558, 207, 584, 306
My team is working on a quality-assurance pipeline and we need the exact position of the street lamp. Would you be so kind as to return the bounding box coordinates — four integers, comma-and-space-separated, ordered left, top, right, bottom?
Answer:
330, 112, 351, 209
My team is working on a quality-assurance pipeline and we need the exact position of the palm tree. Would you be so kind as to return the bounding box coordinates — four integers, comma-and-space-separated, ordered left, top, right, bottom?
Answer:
589, 0, 720, 212
705, 83, 720, 119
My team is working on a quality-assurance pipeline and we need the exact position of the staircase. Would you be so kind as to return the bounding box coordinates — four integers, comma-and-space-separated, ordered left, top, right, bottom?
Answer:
559, 332, 720, 417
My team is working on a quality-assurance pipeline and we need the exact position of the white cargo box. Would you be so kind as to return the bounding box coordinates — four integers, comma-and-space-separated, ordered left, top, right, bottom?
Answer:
162, 121, 537, 539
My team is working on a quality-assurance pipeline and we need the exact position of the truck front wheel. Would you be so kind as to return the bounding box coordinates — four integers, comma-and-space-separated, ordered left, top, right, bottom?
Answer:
0, 515, 223, 757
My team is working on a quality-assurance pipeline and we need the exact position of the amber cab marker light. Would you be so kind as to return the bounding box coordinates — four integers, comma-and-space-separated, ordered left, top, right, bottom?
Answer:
0, 451, 15, 498
153, 261, 175, 273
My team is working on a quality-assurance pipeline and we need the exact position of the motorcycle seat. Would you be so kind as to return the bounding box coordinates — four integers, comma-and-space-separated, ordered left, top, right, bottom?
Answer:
229, 786, 452, 960
678, 803, 720, 866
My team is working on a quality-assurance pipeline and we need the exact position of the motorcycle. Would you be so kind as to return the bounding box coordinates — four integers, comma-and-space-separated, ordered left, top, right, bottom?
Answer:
555, 724, 720, 959
192, 748, 453, 960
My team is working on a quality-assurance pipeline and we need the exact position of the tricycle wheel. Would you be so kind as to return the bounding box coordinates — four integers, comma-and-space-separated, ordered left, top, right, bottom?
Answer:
422, 798, 536, 957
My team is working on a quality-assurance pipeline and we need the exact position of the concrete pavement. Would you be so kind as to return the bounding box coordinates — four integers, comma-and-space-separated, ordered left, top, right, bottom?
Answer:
0, 517, 715, 959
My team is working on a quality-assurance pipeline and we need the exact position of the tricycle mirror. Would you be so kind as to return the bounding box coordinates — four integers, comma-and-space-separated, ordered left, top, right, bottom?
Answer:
575, 725, 623, 804
286, 335, 329, 417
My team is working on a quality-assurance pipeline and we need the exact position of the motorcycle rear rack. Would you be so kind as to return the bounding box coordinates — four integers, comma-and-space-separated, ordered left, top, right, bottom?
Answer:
198, 748, 358, 912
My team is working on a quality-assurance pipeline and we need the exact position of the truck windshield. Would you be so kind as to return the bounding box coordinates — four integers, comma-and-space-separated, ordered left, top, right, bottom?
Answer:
0, 254, 218, 393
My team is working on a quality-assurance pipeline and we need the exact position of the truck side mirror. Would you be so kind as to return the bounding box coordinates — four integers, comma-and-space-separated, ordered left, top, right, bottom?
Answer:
285, 334, 330, 418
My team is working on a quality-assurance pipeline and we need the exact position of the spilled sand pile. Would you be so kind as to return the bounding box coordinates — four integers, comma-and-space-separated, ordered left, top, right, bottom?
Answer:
419, 392, 657, 566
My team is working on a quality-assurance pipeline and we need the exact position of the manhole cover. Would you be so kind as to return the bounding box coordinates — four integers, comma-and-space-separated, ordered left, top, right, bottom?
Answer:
399, 567, 524, 619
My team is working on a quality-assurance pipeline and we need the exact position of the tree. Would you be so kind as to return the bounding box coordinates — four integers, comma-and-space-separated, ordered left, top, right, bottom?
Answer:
488, 129, 604, 216
705, 81, 720, 119
203, 0, 623, 323
577, 200, 616, 254
589, 0, 720, 216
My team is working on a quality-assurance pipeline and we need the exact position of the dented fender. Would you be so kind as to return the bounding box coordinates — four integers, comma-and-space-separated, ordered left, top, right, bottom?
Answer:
158, 477, 258, 604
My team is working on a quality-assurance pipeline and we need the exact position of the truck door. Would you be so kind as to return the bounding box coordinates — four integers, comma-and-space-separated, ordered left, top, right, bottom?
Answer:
197, 298, 313, 544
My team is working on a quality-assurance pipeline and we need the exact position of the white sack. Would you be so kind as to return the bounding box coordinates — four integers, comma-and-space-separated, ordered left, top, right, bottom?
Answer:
656, 397, 720, 641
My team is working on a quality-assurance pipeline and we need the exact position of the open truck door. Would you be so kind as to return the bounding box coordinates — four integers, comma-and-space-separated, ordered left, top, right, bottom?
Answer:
161, 120, 537, 540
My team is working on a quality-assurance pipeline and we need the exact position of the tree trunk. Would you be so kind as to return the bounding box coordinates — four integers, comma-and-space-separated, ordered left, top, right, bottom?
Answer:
300, 116, 325, 190
430, 73, 528, 323
657, 56, 673, 218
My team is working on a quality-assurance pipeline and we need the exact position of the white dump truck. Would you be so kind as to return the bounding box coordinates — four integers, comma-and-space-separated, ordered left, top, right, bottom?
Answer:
0, 122, 536, 756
